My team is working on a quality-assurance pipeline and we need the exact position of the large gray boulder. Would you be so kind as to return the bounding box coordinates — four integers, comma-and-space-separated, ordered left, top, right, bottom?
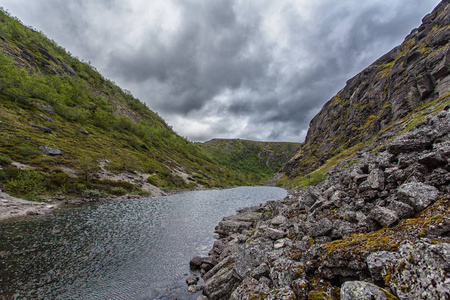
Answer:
203, 255, 240, 300
397, 182, 439, 212
341, 281, 398, 300
388, 242, 450, 300
233, 242, 272, 280
39, 145, 62, 156
367, 168, 385, 190
369, 206, 399, 227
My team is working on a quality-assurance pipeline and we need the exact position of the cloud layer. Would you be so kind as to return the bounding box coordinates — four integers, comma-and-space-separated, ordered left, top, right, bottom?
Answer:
2, 0, 441, 142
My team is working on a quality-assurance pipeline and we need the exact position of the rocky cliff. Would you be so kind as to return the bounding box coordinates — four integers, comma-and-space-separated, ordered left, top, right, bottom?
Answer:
282, 0, 450, 179
188, 1, 450, 299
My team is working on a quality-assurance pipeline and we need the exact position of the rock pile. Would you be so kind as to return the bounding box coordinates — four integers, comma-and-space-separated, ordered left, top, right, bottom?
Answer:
188, 107, 450, 299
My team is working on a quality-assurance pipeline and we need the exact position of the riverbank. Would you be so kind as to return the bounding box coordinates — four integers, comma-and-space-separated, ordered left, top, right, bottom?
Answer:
188, 107, 450, 299
0, 184, 243, 222
0, 191, 60, 221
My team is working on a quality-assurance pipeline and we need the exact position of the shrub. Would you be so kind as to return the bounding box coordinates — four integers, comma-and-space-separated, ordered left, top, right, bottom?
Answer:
81, 189, 105, 199
5, 169, 46, 201
0, 154, 12, 166
109, 186, 127, 196
146, 176, 159, 186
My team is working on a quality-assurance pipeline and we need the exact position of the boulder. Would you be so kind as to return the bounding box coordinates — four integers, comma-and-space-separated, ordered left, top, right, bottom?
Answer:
186, 274, 200, 286
203, 256, 240, 300
234, 242, 272, 280
388, 136, 432, 154
33, 125, 52, 134
388, 242, 450, 300
369, 206, 399, 227
397, 182, 439, 212
270, 258, 303, 288
306, 218, 333, 237
250, 263, 270, 280
230, 277, 269, 300
300, 186, 324, 207
418, 151, 446, 168
264, 228, 286, 240
270, 215, 287, 226
367, 168, 385, 190
387, 200, 415, 219
340, 281, 398, 300
39, 145, 62, 156
190, 256, 217, 270
366, 251, 400, 282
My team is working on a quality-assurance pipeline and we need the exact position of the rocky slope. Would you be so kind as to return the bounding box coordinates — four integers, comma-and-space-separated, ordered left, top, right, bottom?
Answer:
189, 86, 450, 300
282, 0, 450, 180
188, 1, 450, 299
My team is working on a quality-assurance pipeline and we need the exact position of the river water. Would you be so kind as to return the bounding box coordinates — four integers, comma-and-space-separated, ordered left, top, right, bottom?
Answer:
0, 186, 286, 299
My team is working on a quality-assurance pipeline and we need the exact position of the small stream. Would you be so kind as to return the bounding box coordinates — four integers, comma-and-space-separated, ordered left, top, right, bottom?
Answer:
0, 186, 286, 299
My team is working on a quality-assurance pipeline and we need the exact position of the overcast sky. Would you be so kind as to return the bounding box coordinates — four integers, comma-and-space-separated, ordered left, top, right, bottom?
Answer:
1, 0, 441, 142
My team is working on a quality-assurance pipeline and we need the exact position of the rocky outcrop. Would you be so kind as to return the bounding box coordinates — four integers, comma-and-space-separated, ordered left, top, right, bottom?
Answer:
283, 0, 450, 178
189, 94, 450, 299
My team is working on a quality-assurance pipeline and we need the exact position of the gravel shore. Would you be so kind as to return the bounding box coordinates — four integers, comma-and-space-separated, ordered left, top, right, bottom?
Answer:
0, 191, 59, 221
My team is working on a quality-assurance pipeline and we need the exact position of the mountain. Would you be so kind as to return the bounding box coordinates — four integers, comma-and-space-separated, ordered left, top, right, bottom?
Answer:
198, 139, 301, 184
281, 0, 450, 184
190, 1, 450, 299
0, 9, 291, 201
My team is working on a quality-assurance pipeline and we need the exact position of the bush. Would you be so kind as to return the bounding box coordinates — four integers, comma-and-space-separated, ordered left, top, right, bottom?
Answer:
5, 169, 46, 201
0, 154, 12, 166
109, 186, 127, 196
81, 189, 105, 199
146, 176, 159, 186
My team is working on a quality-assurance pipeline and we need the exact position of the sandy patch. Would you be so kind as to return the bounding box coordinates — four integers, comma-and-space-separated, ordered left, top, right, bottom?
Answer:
0, 192, 60, 221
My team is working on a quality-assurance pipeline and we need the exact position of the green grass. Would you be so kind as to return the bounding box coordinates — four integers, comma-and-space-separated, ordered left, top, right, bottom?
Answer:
0, 8, 281, 200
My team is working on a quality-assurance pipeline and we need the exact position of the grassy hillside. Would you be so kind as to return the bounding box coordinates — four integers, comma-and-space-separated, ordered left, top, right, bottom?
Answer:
199, 139, 301, 184
0, 9, 277, 201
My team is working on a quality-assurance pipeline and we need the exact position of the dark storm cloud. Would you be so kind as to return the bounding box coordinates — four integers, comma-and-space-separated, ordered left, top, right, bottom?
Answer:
106, 0, 271, 115
1, 0, 442, 142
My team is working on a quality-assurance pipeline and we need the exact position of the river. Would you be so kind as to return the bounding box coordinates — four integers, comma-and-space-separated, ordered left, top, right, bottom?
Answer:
0, 186, 286, 299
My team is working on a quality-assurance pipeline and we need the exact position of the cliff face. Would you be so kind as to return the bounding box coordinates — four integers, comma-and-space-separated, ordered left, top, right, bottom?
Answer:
189, 1, 450, 299
282, 0, 450, 179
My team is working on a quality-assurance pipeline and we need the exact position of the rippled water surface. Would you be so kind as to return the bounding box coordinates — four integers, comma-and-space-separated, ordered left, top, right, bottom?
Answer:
0, 186, 286, 299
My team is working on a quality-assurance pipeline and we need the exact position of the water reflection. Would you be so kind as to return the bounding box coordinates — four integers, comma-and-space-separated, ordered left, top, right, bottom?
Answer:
0, 186, 286, 299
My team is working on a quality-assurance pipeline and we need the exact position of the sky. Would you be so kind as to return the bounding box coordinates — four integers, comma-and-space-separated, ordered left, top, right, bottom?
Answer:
1, 0, 441, 142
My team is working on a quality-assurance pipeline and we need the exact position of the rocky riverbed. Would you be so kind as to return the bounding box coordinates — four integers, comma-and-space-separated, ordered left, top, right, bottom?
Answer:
188, 106, 450, 299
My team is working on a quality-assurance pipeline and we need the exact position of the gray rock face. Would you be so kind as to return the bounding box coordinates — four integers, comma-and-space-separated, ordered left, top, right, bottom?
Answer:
397, 182, 439, 211
190, 3, 450, 299
369, 206, 399, 227
388, 242, 450, 300
281, 0, 450, 177
367, 169, 385, 190
32, 125, 52, 134
387, 200, 415, 219
340, 281, 397, 300
264, 228, 286, 240
306, 218, 333, 237
234, 242, 272, 280
36, 102, 55, 114
230, 277, 269, 300
39, 145, 62, 156
366, 251, 400, 282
